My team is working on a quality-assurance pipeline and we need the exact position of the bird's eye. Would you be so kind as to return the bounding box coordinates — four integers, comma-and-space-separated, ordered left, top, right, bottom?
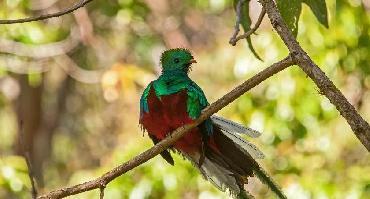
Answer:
174, 58, 180, 63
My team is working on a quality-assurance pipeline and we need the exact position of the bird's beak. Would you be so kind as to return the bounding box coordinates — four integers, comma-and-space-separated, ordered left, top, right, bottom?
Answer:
189, 59, 197, 64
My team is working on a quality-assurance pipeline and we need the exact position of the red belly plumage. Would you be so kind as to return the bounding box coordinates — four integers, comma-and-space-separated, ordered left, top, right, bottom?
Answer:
140, 87, 216, 154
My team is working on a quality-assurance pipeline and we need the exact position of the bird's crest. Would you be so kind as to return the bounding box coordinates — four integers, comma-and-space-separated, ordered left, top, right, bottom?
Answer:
160, 48, 191, 64
160, 48, 196, 73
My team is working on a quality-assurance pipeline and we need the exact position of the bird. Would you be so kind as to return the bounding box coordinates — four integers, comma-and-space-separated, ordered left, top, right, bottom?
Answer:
139, 48, 286, 199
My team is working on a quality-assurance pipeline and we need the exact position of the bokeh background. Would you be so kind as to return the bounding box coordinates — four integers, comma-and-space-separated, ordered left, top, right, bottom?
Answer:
0, 0, 369, 198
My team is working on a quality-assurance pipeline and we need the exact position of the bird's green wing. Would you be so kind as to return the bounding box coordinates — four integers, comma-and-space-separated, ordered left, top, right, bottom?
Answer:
186, 81, 209, 119
140, 82, 152, 116
186, 81, 213, 136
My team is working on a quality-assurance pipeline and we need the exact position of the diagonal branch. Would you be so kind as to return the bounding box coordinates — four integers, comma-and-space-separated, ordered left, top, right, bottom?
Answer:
260, 0, 370, 151
37, 56, 294, 199
0, 0, 94, 24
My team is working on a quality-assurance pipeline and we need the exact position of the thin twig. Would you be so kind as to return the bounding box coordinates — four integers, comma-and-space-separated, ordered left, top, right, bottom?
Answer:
230, 0, 245, 43
259, 0, 370, 151
19, 120, 38, 199
0, 0, 94, 24
99, 180, 106, 199
230, 7, 266, 46
99, 188, 104, 199
37, 56, 294, 199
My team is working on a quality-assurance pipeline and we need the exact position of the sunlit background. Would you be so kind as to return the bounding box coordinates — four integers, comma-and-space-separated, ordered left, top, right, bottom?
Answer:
0, 0, 369, 198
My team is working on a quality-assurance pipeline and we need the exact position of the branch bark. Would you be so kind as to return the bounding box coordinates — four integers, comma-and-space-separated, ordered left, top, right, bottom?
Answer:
260, 0, 370, 151
0, 0, 94, 24
37, 56, 294, 199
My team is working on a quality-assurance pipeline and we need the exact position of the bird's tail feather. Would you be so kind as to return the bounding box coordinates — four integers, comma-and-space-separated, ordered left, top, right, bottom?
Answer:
182, 152, 254, 199
184, 118, 286, 199
211, 116, 264, 159
211, 115, 261, 138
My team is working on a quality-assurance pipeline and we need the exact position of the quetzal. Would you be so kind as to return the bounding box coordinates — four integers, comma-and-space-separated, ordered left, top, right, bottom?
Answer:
139, 48, 286, 198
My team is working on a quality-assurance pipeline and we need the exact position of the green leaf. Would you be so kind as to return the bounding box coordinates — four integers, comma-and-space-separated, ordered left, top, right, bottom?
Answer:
276, 0, 302, 37
246, 33, 262, 60
303, 0, 329, 28
233, 0, 262, 60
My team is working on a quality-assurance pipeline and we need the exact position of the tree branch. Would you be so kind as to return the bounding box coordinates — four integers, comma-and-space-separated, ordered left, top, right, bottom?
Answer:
229, 0, 245, 44
37, 56, 294, 199
230, 7, 266, 46
260, 0, 370, 151
0, 0, 94, 24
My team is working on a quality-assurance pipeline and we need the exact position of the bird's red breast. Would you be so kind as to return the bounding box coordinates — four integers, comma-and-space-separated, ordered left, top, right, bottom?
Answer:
139, 86, 217, 154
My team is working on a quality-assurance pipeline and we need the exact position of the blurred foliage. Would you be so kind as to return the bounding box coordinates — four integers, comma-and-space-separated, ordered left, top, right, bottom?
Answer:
0, 0, 369, 199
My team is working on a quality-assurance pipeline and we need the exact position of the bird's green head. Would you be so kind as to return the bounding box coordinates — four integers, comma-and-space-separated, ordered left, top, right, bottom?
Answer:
160, 48, 196, 74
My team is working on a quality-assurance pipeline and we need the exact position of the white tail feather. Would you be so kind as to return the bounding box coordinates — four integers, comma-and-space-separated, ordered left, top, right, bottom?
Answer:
211, 116, 261, 138
220, 129, 265, 159
201, 157, 240, 193
211, 116, 264, 159
182, 153, 241, 196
